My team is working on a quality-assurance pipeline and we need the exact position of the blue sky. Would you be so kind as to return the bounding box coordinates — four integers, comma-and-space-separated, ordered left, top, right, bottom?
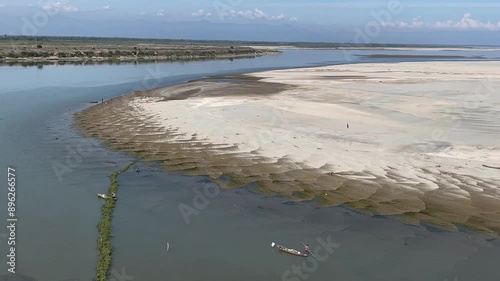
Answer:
1, 0, 499, 44
2, 0, 500, 24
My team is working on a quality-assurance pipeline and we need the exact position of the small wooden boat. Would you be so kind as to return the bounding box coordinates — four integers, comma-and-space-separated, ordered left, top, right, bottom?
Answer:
98, 193, 117, 200
98, 193, 109, 199
272, 242, 308, 257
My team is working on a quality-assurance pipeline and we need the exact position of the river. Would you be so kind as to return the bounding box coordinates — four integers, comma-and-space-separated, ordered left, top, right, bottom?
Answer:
0, 49, 499, 281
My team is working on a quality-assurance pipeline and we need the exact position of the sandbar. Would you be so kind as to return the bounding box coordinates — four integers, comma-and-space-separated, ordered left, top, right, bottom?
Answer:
76, 61, 500, 236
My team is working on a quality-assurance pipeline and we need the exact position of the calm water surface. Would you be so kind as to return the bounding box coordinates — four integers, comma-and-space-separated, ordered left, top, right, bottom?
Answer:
0, 50, 499, 281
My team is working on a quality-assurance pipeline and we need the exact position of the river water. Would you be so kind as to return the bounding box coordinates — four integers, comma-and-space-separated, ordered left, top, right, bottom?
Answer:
0, 49, 499, 281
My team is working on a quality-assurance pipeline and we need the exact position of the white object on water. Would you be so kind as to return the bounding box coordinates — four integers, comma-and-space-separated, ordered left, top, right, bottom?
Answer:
271, 242, 276, 247
166, 242, 170, 252
97, 193, 108, 199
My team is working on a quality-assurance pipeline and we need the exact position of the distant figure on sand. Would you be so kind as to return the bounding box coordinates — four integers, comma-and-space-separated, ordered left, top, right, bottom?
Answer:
347, 123, 349, 129
304, 244, 310, 253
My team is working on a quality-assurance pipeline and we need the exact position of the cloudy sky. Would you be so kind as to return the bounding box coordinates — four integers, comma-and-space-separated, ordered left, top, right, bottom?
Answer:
1, 0, 499, 44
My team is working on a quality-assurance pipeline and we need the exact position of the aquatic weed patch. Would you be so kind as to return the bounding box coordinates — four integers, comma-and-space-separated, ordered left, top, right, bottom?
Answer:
95, 161, 136, 281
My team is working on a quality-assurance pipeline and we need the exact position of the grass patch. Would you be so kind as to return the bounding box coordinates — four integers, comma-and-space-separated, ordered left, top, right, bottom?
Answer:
95, 161, 136, 281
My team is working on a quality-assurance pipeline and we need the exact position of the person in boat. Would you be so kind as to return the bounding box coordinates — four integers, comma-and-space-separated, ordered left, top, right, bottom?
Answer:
304, 244, 310, 253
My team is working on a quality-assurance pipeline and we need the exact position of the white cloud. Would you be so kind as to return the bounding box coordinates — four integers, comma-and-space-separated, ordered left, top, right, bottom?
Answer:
385, 16, 425, 29
267, 14, 285, 20
435, 13, 500, 30
289, 17, 299, 22
272, 14, 285, 21
0, 4, 6, 8
139, 11, 147, 16
253, 8, 266, 19
386, 13, 500, 31
237, 10, 253, 18
101, 5, 111, 10
221, 8, 292, 21
42, 1, 79, 13
156, 9, 165, 17
191, 9, 212, 17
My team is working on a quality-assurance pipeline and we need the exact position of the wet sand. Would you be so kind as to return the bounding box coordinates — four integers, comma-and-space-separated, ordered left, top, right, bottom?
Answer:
358, 54, 485, 59
75, 61, 500, 236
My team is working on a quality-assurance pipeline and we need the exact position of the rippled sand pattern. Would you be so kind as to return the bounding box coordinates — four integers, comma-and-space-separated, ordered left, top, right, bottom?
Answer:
75, 62, 500, 236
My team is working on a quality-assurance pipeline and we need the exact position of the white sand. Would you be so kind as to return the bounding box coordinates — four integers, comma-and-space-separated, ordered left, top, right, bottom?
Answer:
247, 45, 500, 52
133, 61, 500, 196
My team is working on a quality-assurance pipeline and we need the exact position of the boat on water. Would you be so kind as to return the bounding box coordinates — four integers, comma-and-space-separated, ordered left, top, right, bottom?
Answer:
97, 193, 117, 200
271, 242, 308, 257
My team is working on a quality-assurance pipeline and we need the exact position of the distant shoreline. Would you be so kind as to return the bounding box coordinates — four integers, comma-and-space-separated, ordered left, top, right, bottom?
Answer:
0, 47, 280, 65
3, 35, 500, 49
0, 52, 280, 65
4, 35, 500, 66
0, 36, 284, 65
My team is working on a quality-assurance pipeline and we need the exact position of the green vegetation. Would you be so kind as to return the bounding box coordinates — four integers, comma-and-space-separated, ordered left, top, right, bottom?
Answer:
0, 35, 281, 65
96, 161, 136, 281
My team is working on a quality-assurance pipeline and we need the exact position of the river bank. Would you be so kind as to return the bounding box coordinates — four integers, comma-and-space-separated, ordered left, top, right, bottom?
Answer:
0, 37, 280, 64
75, 61, 500, 236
